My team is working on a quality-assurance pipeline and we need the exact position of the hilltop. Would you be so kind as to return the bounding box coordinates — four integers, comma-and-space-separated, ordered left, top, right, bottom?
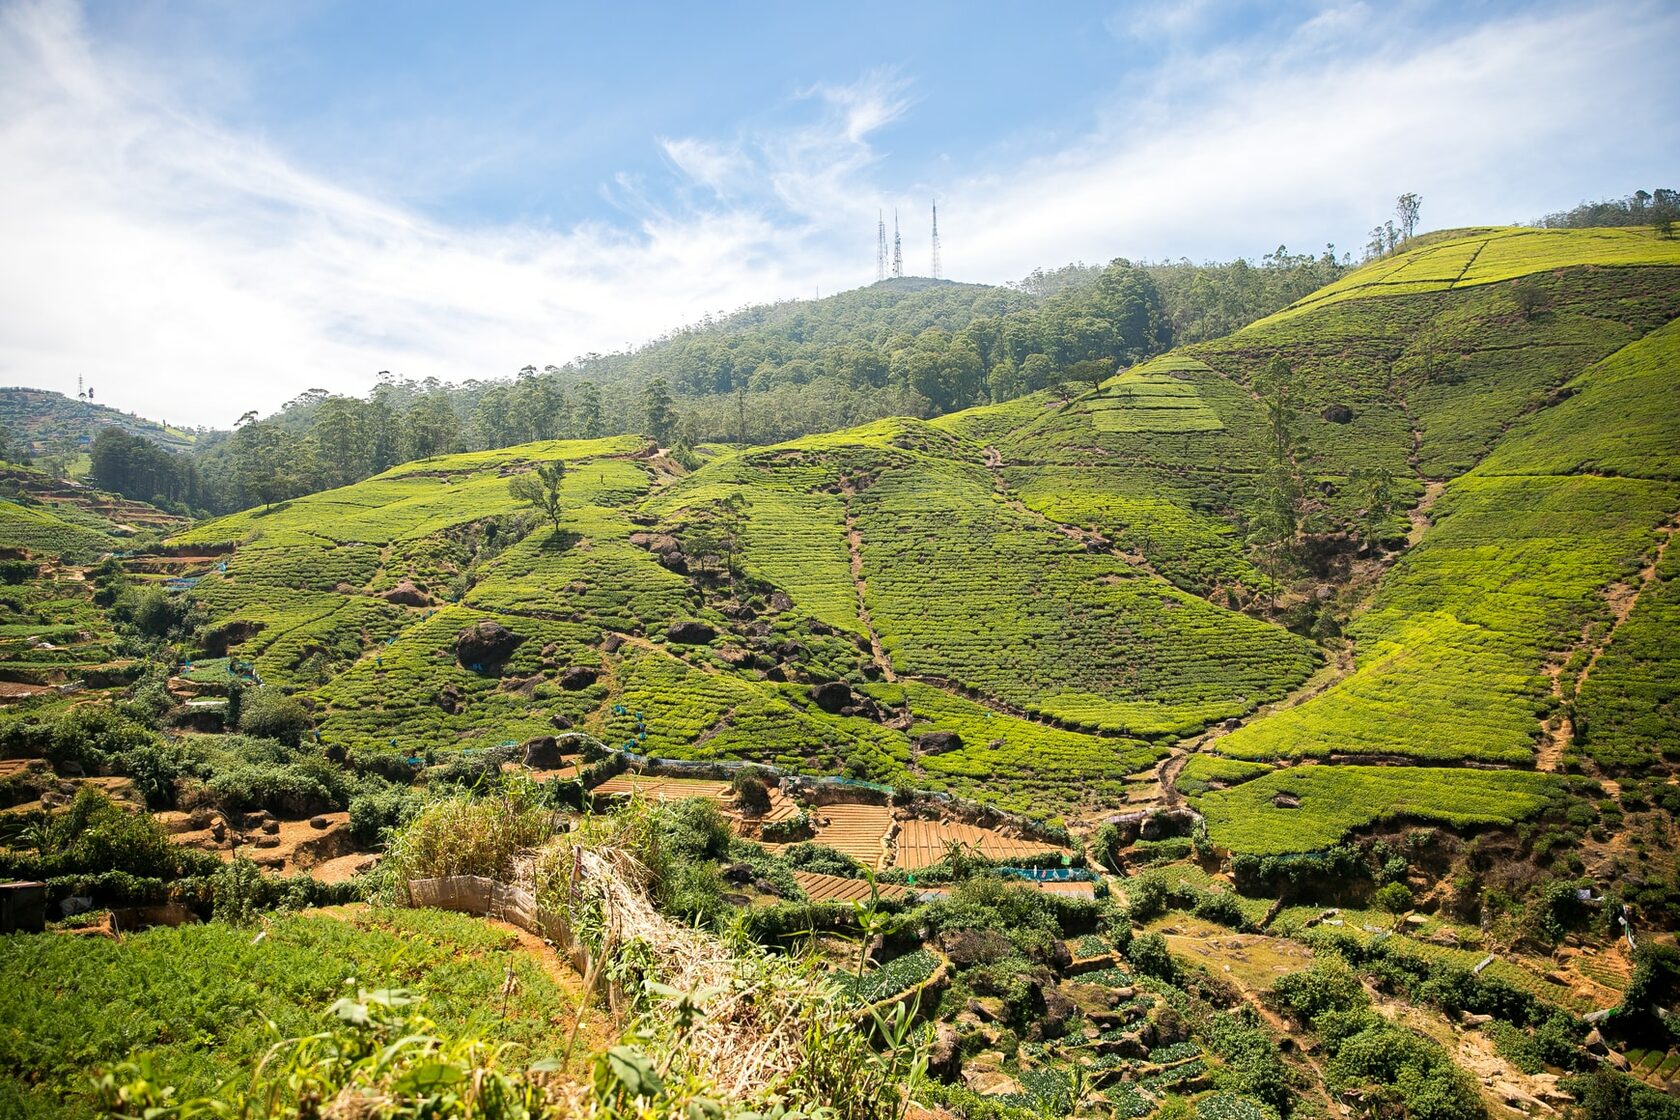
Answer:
0, 386, 199, 461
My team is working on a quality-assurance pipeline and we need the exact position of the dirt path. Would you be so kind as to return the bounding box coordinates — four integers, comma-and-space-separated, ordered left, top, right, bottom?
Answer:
841, 508, 897, 682
1538, 519, 1674, 772
981, 446, 1175, 585
1160, 643, 1356, 805
1408, 480, 1447, 546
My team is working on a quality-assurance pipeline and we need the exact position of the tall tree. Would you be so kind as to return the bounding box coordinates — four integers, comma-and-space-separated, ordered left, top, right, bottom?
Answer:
1395, 193, 1422, 241
642, 378, 678, 445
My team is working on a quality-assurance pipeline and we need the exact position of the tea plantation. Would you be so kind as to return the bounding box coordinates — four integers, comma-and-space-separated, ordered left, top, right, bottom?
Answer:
4, 224, 1680, 1120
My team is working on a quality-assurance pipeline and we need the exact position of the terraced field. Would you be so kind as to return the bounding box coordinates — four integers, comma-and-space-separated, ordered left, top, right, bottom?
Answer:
50, 224, 1659, 856
892, 818, 1065, 870
1252, 226, 1680, 325
1194, 765, 1561, 856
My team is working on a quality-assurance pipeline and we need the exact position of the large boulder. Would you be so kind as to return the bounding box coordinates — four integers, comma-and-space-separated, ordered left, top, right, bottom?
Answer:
455, 620, 523, 668
522, 736, 567, 769
666, 619, 716, 645
559, 665, 599, 690
382, 579, 433, 607
809, 681, 856, 713
1322, 403, 1355, 424
915, 731, 963, 756
926, 1023, 962, 1083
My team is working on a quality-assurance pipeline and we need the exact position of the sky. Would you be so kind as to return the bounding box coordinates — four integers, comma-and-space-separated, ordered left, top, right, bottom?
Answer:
1, 0, 1676, 429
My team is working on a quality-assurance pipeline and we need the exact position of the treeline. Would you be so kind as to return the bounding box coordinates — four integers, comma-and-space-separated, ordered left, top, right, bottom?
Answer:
83, 248, 1352, 515
1539, 186, 1677, 233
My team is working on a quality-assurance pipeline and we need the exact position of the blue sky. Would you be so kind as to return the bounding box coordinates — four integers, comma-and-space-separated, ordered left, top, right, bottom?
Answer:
3, 0, 1677, 426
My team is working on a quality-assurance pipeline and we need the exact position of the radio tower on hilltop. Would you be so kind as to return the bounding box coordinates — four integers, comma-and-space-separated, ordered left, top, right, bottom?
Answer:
930, 199, 941, 279
891, 210, 903, 278
876, 211, 887, 281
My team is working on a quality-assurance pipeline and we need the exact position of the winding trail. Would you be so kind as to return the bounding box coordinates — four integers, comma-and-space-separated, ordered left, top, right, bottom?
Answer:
1538, 518, 1676, 772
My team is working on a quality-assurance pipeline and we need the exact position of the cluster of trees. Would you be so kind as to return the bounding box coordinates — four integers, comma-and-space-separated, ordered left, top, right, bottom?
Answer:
1364, 193, 1423, 261
87, 429, 206, 510
64, 246, 1359, 515
1540, 187, 1677, 236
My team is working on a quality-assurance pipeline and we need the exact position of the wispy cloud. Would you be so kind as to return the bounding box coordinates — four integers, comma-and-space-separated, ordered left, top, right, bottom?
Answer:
0, 0, 1674, 428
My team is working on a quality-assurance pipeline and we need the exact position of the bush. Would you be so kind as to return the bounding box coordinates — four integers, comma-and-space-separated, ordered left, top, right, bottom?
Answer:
237, 687, 310, 746
349, 783, 422, 847
731, 770, 773, 814
7, 787, 216, 881
1126, 931, 1175, 981
782, 842, 868, 879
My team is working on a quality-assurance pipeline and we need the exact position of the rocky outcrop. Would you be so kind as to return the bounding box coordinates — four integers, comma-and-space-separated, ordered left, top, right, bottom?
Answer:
455, 620, 523, 668
666, 620, 716, 645
381, 579, 433, 607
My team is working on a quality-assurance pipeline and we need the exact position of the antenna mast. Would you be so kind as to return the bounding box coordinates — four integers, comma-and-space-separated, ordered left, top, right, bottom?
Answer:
930, 199, 941, 279
876, 211, 887, 281
891, 210, 903, 278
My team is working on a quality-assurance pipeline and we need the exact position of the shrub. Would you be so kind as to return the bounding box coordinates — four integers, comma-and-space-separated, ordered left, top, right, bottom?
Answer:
384, 787, 559, 883
732, 772, 772, 814
782, 841, 868, 879
237, 687, 310, 746
1126, 932, 1175, 981
349, 783, 422, 847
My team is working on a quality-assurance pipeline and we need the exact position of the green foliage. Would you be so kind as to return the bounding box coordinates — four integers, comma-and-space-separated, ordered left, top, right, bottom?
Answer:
0, 910, 581, 1118
1196, 766, 1558, 855
235, 685, 312, 745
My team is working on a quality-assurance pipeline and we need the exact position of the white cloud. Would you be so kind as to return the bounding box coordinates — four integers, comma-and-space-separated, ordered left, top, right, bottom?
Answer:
0, 0, 1674, 428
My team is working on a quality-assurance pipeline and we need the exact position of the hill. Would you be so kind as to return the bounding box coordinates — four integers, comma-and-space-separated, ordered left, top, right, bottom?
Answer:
5, 224, 1680, 1120
0, 386, 199, 463
111, 226, 1677, 836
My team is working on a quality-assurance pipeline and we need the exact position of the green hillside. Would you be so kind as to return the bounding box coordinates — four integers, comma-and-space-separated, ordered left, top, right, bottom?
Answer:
0, 386, 199, 458
4, 223, 1680, 1120
92, 226, 1670, 846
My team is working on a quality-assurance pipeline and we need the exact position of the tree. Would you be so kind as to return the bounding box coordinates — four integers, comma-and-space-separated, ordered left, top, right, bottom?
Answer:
1352, 465, 1398, 549
1374, 881, 1415, 929
508, 461, 567, 532
1250, 356, 1302, 606
642, 378, 678, 446
1395, 193, 1422, 241
1067, 357, 1113, 394
572, 382, 603, 438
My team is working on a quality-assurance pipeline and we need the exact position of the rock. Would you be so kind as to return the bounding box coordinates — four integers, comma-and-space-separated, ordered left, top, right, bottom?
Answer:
966, 998, 1007, 1024
765, 666, 787, 682
963, 1069, 1022, 1097
927, 1023, 962, 1082
720, 862, 757, 885
717, 646, 755, 667
559, 666, 599, 690
1583, 1029, 1607, 1052
260, 819, 280, 835
381, 579, 433, 607
1272, 792, 1301, 809
522, 736, 566, 769
1322, 403, 1355, 423
768, 591, 793, 613
809, 681, 856, 713
455, 620, 523, 668
915, 731, 962, 756
600, 634, 624, 654
943, 928, 1013, 966
1028, 987, 1077, 1041
1606, 1050, 1631, 1071
666, 620, 716, 644
309, 815, 330, 830
549, 714, 573, 731
435, 683, 464, 714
